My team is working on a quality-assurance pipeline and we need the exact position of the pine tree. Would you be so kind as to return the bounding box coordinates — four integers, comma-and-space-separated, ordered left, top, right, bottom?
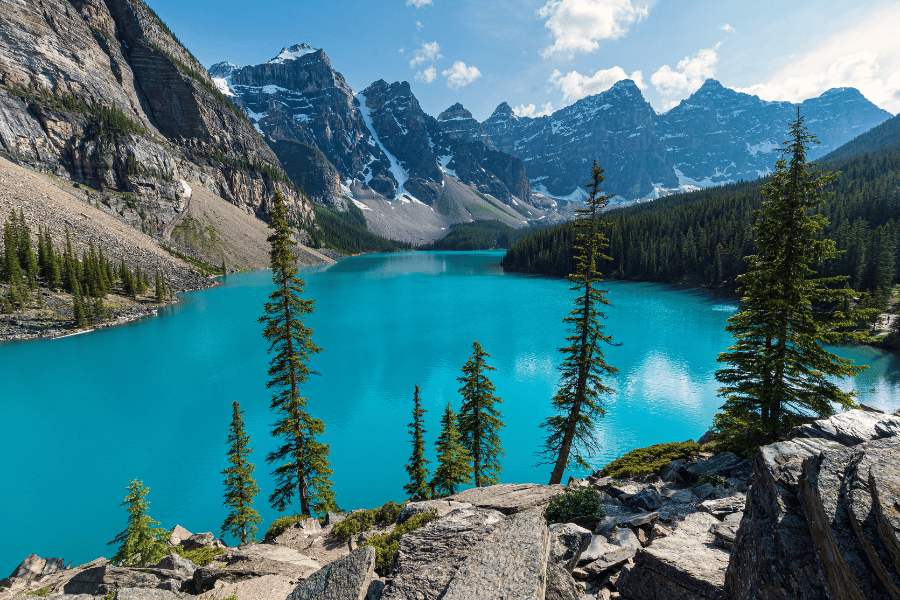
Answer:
72, 279, 87, 328
714, 110, 867, 454
221, 401, 263, 543
260, 190, 337, 517
155, 269, 166, 303
431, 402, 471, 497
107, 479, 168, 567
403, 385, 430, 500
457, 340, 503, 487
539, 161, 619, 485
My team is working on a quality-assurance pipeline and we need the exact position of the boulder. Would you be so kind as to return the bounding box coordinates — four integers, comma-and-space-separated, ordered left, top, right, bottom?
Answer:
545, 561, 582, 600
10, 555, 47, 580
445, 483, 566, 515
397, 500, 473, 524
291, 518, 323, 537
365, 578, 385, 600
114, 589, 183, 600
194, 574, 296, 600
616, 512, 729, 600
548, 523, 592, 572
626, 489, 662, 512
787, 409, 900, 446
196, 544, 319, 589
661, 459, 686, 483
440, 507, 550, 600
180, 533, 225, 551
709, 512, 742, 549
151, 554, 196, 579
582, 546, 636, 578
608, 528, 640, 551
167, 526, 192, 547
675, 452, 749, 485
323, 512, 347, 526
64, 565, 167, 595
193, 567, 268, 593
699, 495, 746, 520
381, 507, 505, 600
287, 546, 375, 600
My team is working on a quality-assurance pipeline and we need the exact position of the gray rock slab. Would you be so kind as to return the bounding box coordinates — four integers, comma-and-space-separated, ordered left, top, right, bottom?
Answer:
441, 507, 550, 600
608, 528, 640, 550
381, 507, 505, 600
616, 512, 729, 600
287, 546, 375, 600
196, 574, 295, 600
64, 566, 166, 595
549, 523, 593, 572
168, 526, 192, 547
582, 546, 636, 577
324, 513, 346, 527
151, 554, 197, 579
10, 555, 45, 580
626, 489, 662, 512
676, 452, 749, 485
397, 500, 473, 524
699, 495, 746, 520
545, 562, 581, 600
114, 589, 184, 600
446, 483, 566, 515
182, 533, 225, 551
787, 409, 900, 446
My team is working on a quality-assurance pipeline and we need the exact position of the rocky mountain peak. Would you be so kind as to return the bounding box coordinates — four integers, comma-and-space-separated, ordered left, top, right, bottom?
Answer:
438, 103, 474, 121
268, 43, 318, 64
208, 62, 237, 78
487, 102, 517, 121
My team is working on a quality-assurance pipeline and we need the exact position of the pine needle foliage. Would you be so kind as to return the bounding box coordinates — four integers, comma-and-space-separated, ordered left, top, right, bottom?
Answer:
540, 161, 619, 485
403, 385, 430, 500
714, 110, 868, 454
260, 190, 337, 517
457, 341, 503, 487
108, 479, 168, 567
430, 402, 471, 496
221, 401, 263, 543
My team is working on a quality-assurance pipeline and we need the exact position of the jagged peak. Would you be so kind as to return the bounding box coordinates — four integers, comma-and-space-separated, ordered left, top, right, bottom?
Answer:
696, 78, 725, 93
208, 62, 237, 78
487, 102, 516, 121
438, 102, 473, 121
268, 43, 318, 64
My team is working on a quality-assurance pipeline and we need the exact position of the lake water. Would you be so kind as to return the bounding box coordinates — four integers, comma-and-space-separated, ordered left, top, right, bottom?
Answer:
1, 250, 898, 574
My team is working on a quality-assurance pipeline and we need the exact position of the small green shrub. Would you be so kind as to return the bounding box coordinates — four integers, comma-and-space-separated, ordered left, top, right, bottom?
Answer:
696, 473, 728, 489
265, 514, 310, 540
332, 501, 403, 541
26, 587, 51, 597
544, 487, 605, 525
600, 441, 707, 479
171, 545, 226, 566
362, 509, 439, 576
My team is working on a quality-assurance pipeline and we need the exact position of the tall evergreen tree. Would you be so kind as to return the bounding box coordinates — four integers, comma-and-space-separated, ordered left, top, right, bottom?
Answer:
539, 161, 619, 485
221, 401, 263, 543
72, 279, 87, 328
107, 479, 168, 567
714, 110, 867, 454
260, 190, 336, 517
155, 269, 166, 303
430, 403, 471, 497
403, 385, 430, 500
457, 340, 503, 487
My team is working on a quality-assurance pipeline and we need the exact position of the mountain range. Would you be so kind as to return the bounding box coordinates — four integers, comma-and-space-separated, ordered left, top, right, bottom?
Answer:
211, 43, 893, 242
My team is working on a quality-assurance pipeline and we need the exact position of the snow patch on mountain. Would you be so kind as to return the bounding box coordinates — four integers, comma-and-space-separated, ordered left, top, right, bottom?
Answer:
212, 77, 233, 97
356, 93, 409, 196
746, 141, 778, 155
269, 44, 317, 64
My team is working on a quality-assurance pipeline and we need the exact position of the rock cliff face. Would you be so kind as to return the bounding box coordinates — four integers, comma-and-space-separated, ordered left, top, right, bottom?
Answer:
0, 0, 311, 239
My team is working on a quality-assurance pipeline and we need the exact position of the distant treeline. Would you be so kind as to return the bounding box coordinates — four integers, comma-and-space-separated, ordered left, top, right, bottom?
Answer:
419, 220, 551, 251
502, 145, 900, 296
307, 202, 411, 255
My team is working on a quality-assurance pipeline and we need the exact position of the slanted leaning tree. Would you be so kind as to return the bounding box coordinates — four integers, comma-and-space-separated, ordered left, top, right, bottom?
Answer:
714, 109, 867, 454
457, 340, 503, 487
260, 190, 337, 517
108, 479, 169, 567
539, 160, 619, 485
431, 402, 471, 496
404, 385, 430, 499
221, 401, 263, 543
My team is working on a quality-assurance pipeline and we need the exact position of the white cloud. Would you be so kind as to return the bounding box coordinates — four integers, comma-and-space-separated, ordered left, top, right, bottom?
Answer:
734, 4, 900, 113
513, 102, 555, 118
408, 41, 442, 68
537, 0, 649, 58
416, 21, 424, 30
406, 0, 432, 7
442, 61, 482, 89
549, 66, 645, 104
651, 45, 719, 109
415, 67, 437, 83
398, 47, 405, 54
720, 23, 734, 33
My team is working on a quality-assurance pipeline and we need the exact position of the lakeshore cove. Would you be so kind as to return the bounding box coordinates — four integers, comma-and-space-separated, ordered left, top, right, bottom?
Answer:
2, 250, 899, 574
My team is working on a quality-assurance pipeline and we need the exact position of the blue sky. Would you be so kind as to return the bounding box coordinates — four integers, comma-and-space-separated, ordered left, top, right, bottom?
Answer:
151, 0, 900, 120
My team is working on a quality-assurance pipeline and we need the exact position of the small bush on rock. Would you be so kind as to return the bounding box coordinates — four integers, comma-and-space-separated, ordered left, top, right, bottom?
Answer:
265, 514, 309, 540
363, 509, 439, 576
333, 501, 404, 540
696, 473, 728, 489
544, 487, 605, 525
599, 441, 707, 479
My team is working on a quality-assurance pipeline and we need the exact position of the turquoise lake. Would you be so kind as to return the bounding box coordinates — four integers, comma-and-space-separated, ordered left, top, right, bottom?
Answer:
2, 250, 899, 573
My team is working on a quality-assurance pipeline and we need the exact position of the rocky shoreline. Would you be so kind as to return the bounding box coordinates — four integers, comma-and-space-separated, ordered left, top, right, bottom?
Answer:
2, 407, 899, 600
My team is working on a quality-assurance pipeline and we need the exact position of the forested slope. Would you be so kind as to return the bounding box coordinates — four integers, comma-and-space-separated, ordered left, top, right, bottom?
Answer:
502, 145, 900, 296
